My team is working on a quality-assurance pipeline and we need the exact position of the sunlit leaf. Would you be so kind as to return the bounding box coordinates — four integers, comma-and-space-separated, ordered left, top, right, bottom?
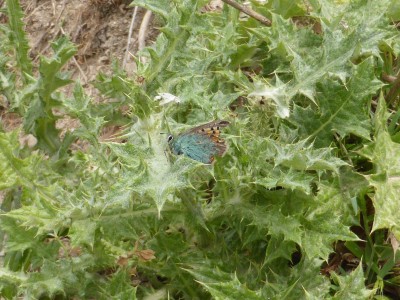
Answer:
359, 97, 400, 237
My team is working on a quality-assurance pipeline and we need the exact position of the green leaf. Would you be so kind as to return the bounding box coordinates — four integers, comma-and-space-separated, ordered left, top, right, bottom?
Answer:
359, 96, 400, 237
248, 76, 290, 118
69, 219, 97, 248
263, 0, 306, 19
244, 137, 347, 194
21, 261, 66, 298
218, 184, 357, 260
247, 1, 396, 120
135, 0, 199, 93
331, 263, 375, 299
293, 58, 383, 146
0, 131, 37, 190
268, 139, 347, 172
1, 0, 399, 298
60, 84, 106, 145
0, 216, 39, 252
3, 203, 64, 236
18, 37, 77, 154
5, 0, 32, 81
269, 257, 331, 299
132, 0, 172, 19
184, 265, 263, 300
0, 268, 27, 284
106, 117, 206, 214
302, 185, 359, 259
387, 0, 400, 20
99, 270, 137, 300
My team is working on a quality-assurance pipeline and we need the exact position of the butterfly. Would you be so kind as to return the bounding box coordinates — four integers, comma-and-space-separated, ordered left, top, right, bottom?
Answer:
167, 120, 230, 164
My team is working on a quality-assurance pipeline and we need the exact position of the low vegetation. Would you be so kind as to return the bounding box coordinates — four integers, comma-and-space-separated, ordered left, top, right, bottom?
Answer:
1, 0, 400, 298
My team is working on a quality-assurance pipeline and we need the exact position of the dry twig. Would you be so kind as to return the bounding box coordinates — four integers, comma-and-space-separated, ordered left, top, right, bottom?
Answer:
138, 9, 153, 64
385, 73, 400, 107
138, 10, 152, 51
221, 0, 271, 26
122, 6, 139, 68
382, 73, 397, 84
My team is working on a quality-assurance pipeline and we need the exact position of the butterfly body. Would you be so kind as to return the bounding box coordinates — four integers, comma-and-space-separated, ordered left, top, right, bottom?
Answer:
168, 120, 229, 164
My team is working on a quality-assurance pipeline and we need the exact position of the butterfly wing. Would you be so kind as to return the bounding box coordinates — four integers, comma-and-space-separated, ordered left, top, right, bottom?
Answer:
186, 120, 230, 136
173, 120, 230, 163
175, 134, 218, 164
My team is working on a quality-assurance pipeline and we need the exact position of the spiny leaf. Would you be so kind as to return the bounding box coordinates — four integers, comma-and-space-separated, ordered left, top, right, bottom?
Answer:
268, 139, 347, 172
0, 131, 38, 190
243, 137, 347, 194
0, 268, 26, 287
292, 58, 383, 146
106, 117, 206, 214
331, 263, 375, 299
184, 265, 263, 300
263, 0, 306, 19
264, 257, 331, 299
98, 270, 137, 299
5, 0, 32, 81
19, 37, 76, 153
302, 185, 359, 259
359, 96, 400, 237
247, 1, 395, 119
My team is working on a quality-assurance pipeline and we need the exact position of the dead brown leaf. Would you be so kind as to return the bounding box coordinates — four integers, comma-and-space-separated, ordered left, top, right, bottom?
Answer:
389, 231, 400, 256
116, 251, 134, 266
117, 255, 130, 267
135, 249, 156, 261
54, 237, 83, 259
